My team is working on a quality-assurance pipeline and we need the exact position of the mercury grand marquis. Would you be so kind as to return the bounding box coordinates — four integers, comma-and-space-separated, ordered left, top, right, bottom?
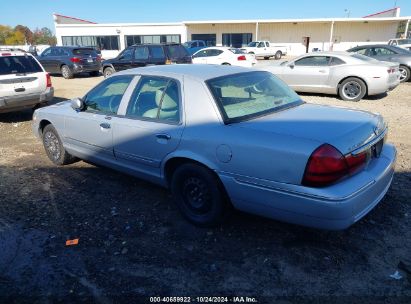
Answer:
32, 64, 396, 229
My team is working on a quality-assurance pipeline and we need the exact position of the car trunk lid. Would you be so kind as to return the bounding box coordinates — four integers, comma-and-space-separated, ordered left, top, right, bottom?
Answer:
234, 103, 386, 155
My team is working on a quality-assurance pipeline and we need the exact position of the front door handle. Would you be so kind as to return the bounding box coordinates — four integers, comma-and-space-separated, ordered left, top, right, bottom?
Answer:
319, 69, 327, 73
156, 133, 171, 140
100, 123, 111, 129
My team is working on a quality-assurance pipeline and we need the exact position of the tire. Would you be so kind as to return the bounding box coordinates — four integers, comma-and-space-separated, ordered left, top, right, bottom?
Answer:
264, 56, 270, 60
221, 62, 231, 65
103, 67, 114, 78
338, 77, 367, 102
42, 124, 77, 165
274, 51, 282, 60
399, 65, 410, 82
61, 65, 74, 79
89, 71, 100, 77
170, 163, 229, 227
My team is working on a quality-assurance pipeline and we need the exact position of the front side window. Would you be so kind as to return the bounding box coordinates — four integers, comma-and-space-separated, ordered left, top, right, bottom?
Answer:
41, 48, 52, 57
126, 77, 180, 123
84, 76, 134, 114
295, 56, 330, 66
207, 71, 302, 123
353, 48, 367, 56
119, 48, 134, 60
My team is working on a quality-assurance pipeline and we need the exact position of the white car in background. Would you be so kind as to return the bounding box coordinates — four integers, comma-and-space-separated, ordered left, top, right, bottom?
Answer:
259, 52, 400, 101
192, 47, 257, 67
0, 49, 54, 113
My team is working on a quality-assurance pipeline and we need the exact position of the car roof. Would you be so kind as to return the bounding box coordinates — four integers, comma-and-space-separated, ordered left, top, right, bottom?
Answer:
130, 43, 182, 47
0, 50, 32, 57
350, 44, 394, 49
200, 47, 238, 51
116, 64, 256, 81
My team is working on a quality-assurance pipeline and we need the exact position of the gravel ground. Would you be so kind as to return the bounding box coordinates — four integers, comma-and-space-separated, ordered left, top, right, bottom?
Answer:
0, 71, 410, 303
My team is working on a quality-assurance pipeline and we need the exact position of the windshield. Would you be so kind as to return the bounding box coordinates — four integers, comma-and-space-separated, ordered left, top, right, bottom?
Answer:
247, 42, 258, 47
398, 39, 411, 45
0, 55, 42, 75
73, 48, 98, 56
206, 71, 302, 124
389, 45, 411, 54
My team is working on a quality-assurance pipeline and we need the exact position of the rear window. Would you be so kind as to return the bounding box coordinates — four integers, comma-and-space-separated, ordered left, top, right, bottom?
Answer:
228, 48, 245, 54
72, 48, 97, 56
0, 55, 43, 75
166, 45, 189, 58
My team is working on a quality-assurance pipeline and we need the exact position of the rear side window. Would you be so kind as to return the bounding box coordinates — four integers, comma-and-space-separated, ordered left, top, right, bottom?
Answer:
166, 45, 189, 58
0, 55, 43, 75
73, 48, 97, 56
295, 56, 330, 66
329, 57, 346, 66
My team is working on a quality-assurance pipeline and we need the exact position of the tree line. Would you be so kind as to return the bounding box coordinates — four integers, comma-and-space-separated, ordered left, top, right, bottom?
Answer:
0, 24, 56, 45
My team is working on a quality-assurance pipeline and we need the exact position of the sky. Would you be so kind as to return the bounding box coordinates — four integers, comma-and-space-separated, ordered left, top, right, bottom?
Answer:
0, 0, 410, 31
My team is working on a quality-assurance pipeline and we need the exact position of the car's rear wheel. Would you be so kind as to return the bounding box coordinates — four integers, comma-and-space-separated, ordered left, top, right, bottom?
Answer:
338, 77, 366, 102
89, 71, 100, 77
61, 65, 74, 79
103, 67, 114, 78
275, 51, 282, 60
42, 124, 77, 165
222, 62, 231, 65
399, 65, 410, 82
170, 163, 229, 227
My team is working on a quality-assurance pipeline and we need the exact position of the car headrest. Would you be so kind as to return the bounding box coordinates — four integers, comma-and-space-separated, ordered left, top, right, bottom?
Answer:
155, 89, 178, 110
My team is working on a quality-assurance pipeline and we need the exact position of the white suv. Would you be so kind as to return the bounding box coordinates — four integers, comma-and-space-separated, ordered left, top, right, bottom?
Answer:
0, 49, 54, 113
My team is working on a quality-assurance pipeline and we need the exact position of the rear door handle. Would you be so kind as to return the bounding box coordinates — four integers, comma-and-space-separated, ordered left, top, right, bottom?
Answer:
156, 133, 171, 140
100, 123, 111, 129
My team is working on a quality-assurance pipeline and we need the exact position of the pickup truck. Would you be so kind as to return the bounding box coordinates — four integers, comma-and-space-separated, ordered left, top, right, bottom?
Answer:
183, 40, 207, 55
388, 38, 411, 51
241, 41, 288, 60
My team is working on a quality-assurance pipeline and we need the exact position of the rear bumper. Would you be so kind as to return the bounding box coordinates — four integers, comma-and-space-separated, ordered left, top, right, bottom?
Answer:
368, 76, 400, 95
219, 144, 396, 230
0, 87, 54, 113
72, 63, 101, 74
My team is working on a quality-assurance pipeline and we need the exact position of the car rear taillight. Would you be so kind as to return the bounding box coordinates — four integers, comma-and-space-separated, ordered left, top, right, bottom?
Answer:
46, 73, 52, 88
387, 68, 395, 73
165, 59, 172, 65
237, 55, 246, 61
96, 55, 102, 62
70, 57, 81, 63
302, 144, 367, 187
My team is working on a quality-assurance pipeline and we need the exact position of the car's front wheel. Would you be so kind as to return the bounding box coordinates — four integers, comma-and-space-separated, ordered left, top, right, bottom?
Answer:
338, 77, 366, 102
61, 65, 74, 79
103, 67, 114, 78
399, 65, 410, 82
42, 124, 77, 165
275, 51, 282, 60
170, 163, 229, 226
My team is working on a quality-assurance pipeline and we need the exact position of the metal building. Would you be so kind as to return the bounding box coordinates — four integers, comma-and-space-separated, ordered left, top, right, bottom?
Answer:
53, 7, 411, 59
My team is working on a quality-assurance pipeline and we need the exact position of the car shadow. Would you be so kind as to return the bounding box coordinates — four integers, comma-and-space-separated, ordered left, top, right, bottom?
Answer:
298, 92, 388, 101
50, 72, 101, 79
0, 97, 68, 123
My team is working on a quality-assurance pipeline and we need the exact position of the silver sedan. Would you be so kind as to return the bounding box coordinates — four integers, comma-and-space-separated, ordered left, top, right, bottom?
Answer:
33, 65, 396, 229
259, 52, 400, 101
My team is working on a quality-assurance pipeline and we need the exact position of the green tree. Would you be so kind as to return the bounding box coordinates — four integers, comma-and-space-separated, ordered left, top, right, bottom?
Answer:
4, 31, 25, 45
33, 27, 56, 45
0, 25, 13, 44
15, 25, 33, 44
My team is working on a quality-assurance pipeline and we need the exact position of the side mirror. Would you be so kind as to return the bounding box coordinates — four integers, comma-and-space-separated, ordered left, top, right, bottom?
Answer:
289, 63, 295, 69
71, 97, 84, 111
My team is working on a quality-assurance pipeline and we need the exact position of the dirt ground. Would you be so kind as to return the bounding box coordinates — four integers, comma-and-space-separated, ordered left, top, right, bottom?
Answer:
0, 71, 410, 303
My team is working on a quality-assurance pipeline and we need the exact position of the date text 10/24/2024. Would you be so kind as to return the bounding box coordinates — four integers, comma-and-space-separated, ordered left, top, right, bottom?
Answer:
149, 296, 258, 303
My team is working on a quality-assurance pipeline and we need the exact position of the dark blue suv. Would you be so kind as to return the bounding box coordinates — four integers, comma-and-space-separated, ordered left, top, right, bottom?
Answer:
37, 46, 102, 79
101, 43, 192, 77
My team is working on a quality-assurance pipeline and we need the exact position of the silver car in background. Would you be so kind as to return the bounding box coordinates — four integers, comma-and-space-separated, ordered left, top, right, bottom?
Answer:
259, 52, 400, 101
33, 65, 396, 230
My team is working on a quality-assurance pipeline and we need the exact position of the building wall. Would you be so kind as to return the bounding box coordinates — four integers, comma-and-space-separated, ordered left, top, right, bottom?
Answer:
55, 20, 402, 58
55, 24, 186, 58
